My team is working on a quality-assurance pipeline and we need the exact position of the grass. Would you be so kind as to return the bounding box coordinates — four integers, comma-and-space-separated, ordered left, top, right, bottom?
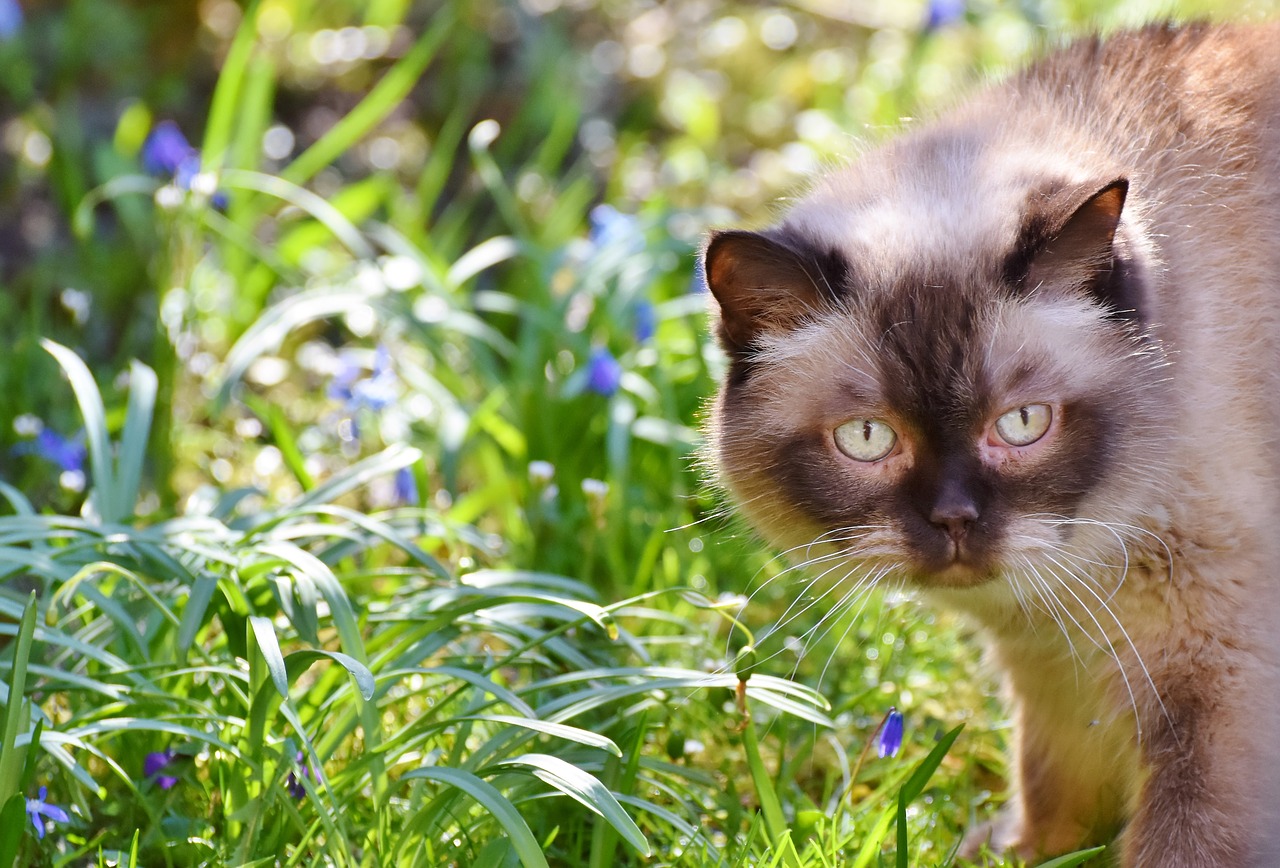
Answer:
0, 0, 1250, 864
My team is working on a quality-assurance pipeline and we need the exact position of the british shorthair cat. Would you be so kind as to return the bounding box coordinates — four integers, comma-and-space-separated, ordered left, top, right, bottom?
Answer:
703, 22, 1280, 866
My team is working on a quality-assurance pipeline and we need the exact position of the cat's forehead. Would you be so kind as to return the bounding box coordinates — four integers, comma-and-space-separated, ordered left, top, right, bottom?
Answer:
754, 290, 1113, 427
782, 135, 1033, 283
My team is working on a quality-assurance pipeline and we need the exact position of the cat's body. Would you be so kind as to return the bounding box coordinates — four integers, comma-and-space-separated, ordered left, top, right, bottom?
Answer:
704, 23, 1280, 866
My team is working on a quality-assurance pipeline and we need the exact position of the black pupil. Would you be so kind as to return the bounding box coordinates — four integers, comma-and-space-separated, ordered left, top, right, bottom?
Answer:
1019, 407, 1029, 426
863, 421, 873, 441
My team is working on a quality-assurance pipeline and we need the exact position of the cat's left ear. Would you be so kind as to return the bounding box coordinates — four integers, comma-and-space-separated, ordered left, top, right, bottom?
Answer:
1011, 178, 1139, 318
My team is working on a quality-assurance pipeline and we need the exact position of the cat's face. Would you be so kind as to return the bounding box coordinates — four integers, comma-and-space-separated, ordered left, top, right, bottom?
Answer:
705, 174, 1172, 593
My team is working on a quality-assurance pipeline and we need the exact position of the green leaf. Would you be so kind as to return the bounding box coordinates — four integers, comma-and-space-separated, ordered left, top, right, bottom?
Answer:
403, 767, 550, 868
250, 615, 289, 698
1036, 846, 1108, 867
495, 753, 650, 856
280, 7, 457, 187
0, 593, 37, 799
0, 793, 26, 868
461, 716, 620, 757
896, 724, 964, 868
41, 340, 115, 522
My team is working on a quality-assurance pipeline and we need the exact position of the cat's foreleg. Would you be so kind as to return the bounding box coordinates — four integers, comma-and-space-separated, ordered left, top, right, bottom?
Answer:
1122, 646, 1280, 868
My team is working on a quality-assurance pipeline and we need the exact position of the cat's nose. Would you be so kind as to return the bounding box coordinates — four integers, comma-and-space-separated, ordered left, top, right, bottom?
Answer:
929, 491, 979, 541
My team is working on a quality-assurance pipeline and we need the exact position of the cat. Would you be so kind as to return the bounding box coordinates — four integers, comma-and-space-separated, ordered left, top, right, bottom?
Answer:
702, 22, 1280, 867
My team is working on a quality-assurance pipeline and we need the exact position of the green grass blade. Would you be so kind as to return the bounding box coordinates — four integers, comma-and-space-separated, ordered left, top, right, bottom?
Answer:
202, 0, 262, 164
250, 615, 290, 698
462, 716, 620, 757
850, 804, 895, 868
1036, 846, 1108, 867
741, 710, 800, 868
213, 286, 376, 409
116, 359, 158, 521
284, 649, 375, 701
0, 793, 25, 868
280, 7, 457, 187
402, 767, 550, 868
218, 169, 373, 258
41, 340, 116, 522
895, 724, 964, 868
0, 593, 36, 798
495, 753, 650, 856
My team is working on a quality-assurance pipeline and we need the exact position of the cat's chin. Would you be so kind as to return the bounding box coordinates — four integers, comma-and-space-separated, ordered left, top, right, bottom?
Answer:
910, 562, 999, 590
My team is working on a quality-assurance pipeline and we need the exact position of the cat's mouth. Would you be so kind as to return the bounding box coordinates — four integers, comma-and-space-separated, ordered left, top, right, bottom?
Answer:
910, 540, 999, 588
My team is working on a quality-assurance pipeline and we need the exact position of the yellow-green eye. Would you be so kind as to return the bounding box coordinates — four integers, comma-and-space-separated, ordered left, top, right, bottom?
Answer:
994, 404, 1053, 447
834, 419, 897, 462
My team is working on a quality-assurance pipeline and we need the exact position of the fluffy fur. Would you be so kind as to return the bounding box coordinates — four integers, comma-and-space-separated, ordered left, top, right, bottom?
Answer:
703, 23, 1280, 866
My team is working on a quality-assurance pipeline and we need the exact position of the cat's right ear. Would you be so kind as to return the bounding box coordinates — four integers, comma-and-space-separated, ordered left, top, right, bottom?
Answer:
702, 229, 837, 358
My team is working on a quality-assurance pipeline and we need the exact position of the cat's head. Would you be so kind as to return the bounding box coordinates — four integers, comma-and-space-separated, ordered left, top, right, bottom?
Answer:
704, 160, 1173, 596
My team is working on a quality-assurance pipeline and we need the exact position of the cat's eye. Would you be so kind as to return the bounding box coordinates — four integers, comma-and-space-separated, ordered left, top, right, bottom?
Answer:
993, 404, 1053, 447
834, 419, 898, 462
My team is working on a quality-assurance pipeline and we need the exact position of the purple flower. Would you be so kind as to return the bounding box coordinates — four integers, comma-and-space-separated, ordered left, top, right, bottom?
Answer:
394, 466, 419, 506
329, 345, 398, 415
286, 751, 310, 799
26, 787, 69, 840
144, 748, 179, 790
634, 300, 656, 343
585, 347, 622, 397
876, 707, 905, 759
925, 0, 965, 29
142, 122, 196, 177
14, 428, 87, 473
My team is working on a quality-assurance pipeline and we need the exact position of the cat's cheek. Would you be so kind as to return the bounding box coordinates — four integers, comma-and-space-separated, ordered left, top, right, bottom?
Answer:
979, 439, 1056, 472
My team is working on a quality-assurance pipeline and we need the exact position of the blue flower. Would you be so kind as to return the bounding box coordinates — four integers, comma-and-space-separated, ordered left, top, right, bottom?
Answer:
925, 0, 965, 29
26, 786, 69, 840
394, 466, 419, 506
0, 0, 21, 41
876, 707, 905, 759
585, 347, 622, 397
142, 121, 196, 177
144, 748, 179, 790
588, 204, 642, 253
329, 345, 398, 414
14, 428, 87, 473
634, 300, 656, 343
286, 751, 311, 799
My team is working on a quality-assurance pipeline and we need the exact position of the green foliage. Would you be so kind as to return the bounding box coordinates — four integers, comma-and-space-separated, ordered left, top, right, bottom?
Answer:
0, 0, 1240, 865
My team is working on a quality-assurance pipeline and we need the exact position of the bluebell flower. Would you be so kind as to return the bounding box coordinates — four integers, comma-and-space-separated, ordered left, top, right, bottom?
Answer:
144, 748, 179, 790
142, 121, 196, 177
0, 0, 21, 41
328, 345, 399, 414
925, 0, 965, 30
394, 466, 419, 506
588, 204, 642, 253
142, 122, 229, 208
585, 347, 622, 397
286, 751, 311, 799
634, 300, 656, 343
876, 707, 905, 759
26, 787, 69, 840
14, 428, 87, 474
